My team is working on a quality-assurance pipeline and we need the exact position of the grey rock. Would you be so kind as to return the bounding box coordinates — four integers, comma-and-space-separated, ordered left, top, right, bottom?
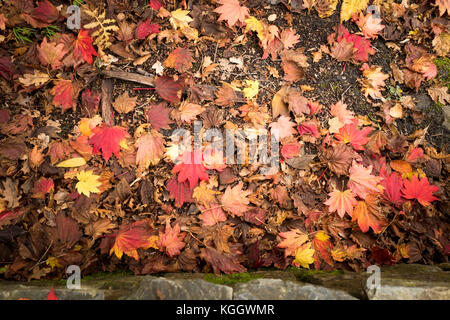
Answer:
415, 94, 433, 111
0, 285, 104, 300
365, 264, 450, 300
443, 105, 450, 131
126, 277, 233, 300
233, 279, 358, 300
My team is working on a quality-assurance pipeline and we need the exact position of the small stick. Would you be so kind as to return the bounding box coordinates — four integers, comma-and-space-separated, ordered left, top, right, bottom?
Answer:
102, 70, 155, 86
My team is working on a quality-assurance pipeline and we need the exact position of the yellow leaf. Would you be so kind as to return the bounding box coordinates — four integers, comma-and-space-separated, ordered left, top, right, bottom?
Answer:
46, 257, 62, 268
18, 70, 49, 87
390, 160, 412, 174
245, 16, 264, 36
170, 9, 193, 30
293, 243, 315, 268
193, 181, 220, 207
341, 0, 370, 22
315, 230, 330, 242
56, 157, 87, 168
243, 80, 259, 100
76, 170, 101, 197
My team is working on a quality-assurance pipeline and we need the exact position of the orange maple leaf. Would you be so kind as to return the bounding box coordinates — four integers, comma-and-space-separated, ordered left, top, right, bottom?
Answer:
73, 29, 97, 64
352, 194, 385, 233
50, 79, 75, 110
277, 229, 309, 257
158, 222, 186, 257
37, 37, 67, 70
89, 124, 130, 162
221, 181, 250, 217
110, 221, 157, 260
324, 189, 357, 218
135, 130, 165, 169
214, 0, 249, 27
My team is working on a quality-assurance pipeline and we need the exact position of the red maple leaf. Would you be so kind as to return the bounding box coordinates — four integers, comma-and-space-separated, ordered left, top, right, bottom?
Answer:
201, 247, 247, 274
154, 75, 185, 103
172, 150, 209, 189
81, 88, 100, 113
73, 29, 97, 64
334, 25, 375, 63
402, 175, 439, 206
312, 231, 333, 268
149, 0, 164, 11
23, 0, 59, 28
158, 222, 186, 257
166, 176, 193, 208
297, 121, 320, 138
31, 177, 54, 199
0, 56, 14, 80
135, 19, 160, 39
50, 79, 74, 110
146, 101, 173, 131
380, 169, 404, 206
89, 124, 130, 162
335, 119, 372, 151
164, 47, 193, 73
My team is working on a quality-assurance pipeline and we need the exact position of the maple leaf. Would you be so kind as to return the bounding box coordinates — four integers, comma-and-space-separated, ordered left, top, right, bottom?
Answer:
277, 229, 309, 257
166, 177, 193, 208
221, 182, 250, 217
37, 37, 67, 70
50, 80, 75, 110
390, 160, 412, 175
323, 143, 354, 176
112, 92, 137, 114
76, 170, 101, 197
215, 83, 239, 107
203, 148, 227, 172
331, 25, 375, 63
402, 175, 439, 207
281, 141, 302, 159
293, 242, 315, 269
242, 80, 259, 100
198, 204, 227, 226
436, 0, 450, 16
23, 0, 59, 28
335, 119, 372, 151
201, 247, 247, 274
348, 161, 383, 199
158, 222, 186, 257
214, 0, 249, 27
330, 100, 354, 125
0, 56, 14, 81
89, 124, 130, 162
172, 150, 209, 189
352, 194, 385, 233
330, 36, 355, 62
286, 91, 309, 115
193, 181, 220, 207
146, 102, 173, 131
150, 0, 164, 11
280, 28, 300, 49
164, 47, 193, 73
405, 44, 437, 81
380, 170, 404, 206
297, 121, 320, 139
359, 64, 389, 100
340, 0, 369, 22
154, 75, 185, 103
178, 101, 205, 124
31, 177, 54, 199
406, 147, 424, 163
366, 130, 388, 154
325, 189, 357, 218
170, 9, 193, 30
356, 12, 385, 39
312, 231, 333, 267
135, 19, 160, 39
269, 116, 297, 141
82, 89, 101, 114
73, 29, 97, 64
110, 220, 157, 260
244, 208, 267, 226
136, 131, 165, 169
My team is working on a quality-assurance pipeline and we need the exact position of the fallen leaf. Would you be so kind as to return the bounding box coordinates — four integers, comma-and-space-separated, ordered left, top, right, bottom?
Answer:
112, 92, 137, 114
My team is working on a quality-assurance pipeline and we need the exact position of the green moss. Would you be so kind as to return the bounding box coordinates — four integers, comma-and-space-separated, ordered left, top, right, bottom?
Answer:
203, 273, 263, 285
286, 267, 343, 283
82, 269, 133, 281
434, 57, 450, 89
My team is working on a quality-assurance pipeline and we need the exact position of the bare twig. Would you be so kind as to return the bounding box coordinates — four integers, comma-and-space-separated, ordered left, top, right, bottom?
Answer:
102, 70, 155, 86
